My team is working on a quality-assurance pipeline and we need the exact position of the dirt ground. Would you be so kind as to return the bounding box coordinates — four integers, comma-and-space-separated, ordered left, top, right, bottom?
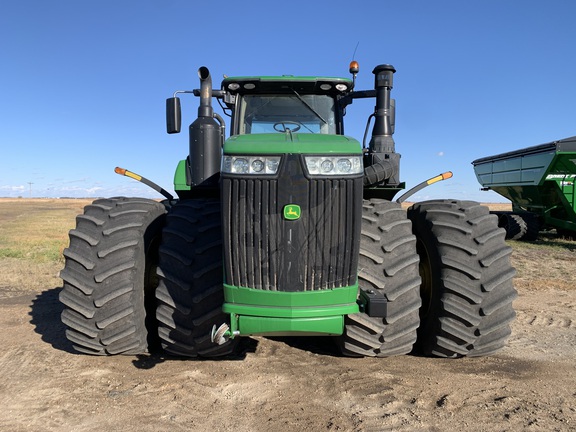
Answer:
1, 202, 575, 431
0, 273, 574, 431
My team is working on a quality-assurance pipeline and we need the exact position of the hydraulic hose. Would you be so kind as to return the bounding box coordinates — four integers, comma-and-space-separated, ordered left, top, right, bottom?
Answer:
364, 159, 397, 187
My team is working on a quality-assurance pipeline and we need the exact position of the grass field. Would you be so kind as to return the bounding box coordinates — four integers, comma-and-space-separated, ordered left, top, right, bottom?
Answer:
0, 198, 91, 295
0, 198, 574, 296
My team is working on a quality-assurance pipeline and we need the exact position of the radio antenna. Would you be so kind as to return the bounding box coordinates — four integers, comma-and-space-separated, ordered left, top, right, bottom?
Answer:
351, 41, 360, 61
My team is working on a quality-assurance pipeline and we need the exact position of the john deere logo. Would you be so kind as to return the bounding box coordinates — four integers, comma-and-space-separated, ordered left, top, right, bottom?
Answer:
283, 204, 301, 220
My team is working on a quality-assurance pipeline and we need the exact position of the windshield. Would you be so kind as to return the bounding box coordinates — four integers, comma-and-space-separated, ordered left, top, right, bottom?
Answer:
237, 94, 336, 134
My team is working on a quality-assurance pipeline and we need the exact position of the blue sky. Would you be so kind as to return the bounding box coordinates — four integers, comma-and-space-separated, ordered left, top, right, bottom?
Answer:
1, 1, 575, 202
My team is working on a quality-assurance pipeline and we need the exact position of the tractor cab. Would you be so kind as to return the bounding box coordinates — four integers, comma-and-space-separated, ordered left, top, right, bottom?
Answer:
220, 76, 353, 136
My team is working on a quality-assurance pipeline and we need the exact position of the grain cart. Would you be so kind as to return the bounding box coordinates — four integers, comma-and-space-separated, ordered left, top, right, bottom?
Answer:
472, 136, 576, 240
59, 62, 516, 359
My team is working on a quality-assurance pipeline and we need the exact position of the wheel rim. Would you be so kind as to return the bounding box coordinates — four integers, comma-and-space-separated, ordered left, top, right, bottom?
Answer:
416, 238, 433, 320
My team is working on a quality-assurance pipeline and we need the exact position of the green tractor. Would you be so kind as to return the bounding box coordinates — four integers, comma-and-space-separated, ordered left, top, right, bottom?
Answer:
59, 62, 516, 358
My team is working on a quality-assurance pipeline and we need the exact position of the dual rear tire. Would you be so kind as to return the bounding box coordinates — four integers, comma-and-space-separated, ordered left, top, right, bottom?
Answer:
340, 199, 517, 358
155, 199, 237, 357
338, 199, 421, 357
407, 200, 517, 357
59, 197, 235, 357
59, 198, 166, 355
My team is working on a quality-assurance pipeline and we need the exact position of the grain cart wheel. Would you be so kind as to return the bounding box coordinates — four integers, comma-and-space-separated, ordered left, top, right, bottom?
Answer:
518, 212, 540, 241
338, 199, 422, 357
59, 198, 167, 355
155, 199, 237, 357
497, 212, 527, 240
407, 200, 517, 358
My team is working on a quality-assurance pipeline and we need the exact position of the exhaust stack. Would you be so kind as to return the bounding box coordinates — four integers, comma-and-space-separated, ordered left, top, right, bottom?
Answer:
189, 66, 222, 187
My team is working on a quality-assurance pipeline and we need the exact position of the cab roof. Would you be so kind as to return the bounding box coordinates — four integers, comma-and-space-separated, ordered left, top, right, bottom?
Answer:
221, 75, 354, 95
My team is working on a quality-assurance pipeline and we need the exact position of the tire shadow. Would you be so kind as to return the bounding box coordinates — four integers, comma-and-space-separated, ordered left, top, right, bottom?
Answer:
29, 286, 76, 354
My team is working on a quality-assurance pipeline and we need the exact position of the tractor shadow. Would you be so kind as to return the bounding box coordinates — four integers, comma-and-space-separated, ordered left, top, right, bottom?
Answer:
131, 337, 259, 369
29, 286, 259, 367
267, 335, 343, 357
29, 288, 344, 363
29, 286, 76, 353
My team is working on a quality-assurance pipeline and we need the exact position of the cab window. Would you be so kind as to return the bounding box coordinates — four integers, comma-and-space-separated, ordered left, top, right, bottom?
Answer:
237, 94, 336, 134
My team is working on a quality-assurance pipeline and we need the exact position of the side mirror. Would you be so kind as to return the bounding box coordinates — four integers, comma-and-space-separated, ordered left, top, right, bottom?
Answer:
166, 97, 181, 134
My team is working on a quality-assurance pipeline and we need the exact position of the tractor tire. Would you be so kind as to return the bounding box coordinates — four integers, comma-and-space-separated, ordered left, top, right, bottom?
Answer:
59, 198, 166, 355
520, 213, 540, 241
155, 198, 237, 357
497, 212, 527, 240
407, 200, 517, 358
338, 199, 422, 357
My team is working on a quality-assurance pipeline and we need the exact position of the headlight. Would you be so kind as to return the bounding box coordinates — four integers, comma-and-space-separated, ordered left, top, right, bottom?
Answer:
304, 156, 363, 176
222, 155, 281, 175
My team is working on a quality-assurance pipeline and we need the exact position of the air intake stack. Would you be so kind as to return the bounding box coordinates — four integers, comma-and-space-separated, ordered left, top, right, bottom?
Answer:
364, 64, 400, 187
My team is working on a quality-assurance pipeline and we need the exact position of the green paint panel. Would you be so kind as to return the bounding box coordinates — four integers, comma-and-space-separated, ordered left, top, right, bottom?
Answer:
224, 134, 362, 155
223, 285, 358, 337
223, 302, 358, 318
237, 315, 344, 337
224, 284, 359, 307
173, 159, 191, 191
222, 284, 359, 337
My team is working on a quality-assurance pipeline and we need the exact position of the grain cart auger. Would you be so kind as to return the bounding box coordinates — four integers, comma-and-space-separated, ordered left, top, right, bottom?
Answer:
59, 62, 517, 359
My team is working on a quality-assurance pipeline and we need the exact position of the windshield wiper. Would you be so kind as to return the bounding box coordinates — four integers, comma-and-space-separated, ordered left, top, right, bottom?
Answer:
291, 89, 327, 124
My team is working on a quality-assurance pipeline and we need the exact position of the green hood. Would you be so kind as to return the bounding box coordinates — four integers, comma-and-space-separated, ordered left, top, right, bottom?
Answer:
223, 134, 362, 155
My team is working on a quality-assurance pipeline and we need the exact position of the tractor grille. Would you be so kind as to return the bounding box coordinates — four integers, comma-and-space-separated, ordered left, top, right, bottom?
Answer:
221, 155, 362, 292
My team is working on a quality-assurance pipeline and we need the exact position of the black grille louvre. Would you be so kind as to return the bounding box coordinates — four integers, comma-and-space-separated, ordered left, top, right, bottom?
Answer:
222, 156, 361, 292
